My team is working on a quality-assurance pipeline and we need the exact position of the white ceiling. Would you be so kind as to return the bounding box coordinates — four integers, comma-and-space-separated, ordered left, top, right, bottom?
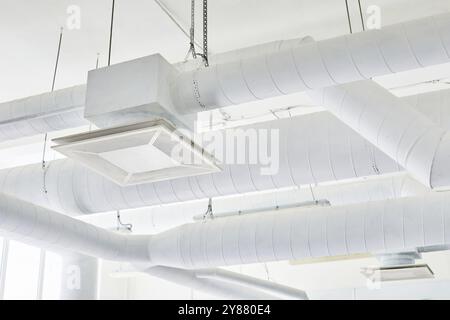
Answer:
162, 0, 450, 52
2, 1, 450, 299
2, 0, 450, 103
1, 0, 450, 164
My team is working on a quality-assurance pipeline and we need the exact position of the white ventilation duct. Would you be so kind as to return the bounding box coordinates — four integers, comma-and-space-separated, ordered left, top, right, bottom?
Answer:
406, 88, 450, 130
0, 192, 306, 299
2, 187, 450, 271
0, 85, 88, 142
176, 37, 312, 72
193, 268, 309, 300
0, 192, 150, 262
0, 82, 449, 145
0, 87, 448, 215
146, 192, 450, 269
0, 113, 400, 215
0, 13, 449, 145
143, 266, 308, 300
173, 13, 450, 114
309, 80, 450, 189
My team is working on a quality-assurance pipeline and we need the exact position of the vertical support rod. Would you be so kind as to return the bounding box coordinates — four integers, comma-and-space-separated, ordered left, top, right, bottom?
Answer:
51, 28, 64, 92
345, 0, 353, 34
108, 0, 116, 66
43, 27, 64, 195
358, 0, 365, 31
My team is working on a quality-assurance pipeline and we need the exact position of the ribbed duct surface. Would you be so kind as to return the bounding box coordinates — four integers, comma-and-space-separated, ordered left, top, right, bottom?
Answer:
0, 193, 150, 262
0, 85, 88, 141
173, 13, 450, 113
309, 80, 450, 189
143, 266, 307, 300
147, 193, 450, 269
1, 88, 448, 214
406, 88, 450, 130
2, 185, 450, 271
0, 192, 306, 299
0, 113, 398, 215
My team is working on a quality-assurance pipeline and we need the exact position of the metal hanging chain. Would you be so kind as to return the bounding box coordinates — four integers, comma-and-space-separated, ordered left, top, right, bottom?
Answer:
187, 0, 209, 67
201, 0, 208, 66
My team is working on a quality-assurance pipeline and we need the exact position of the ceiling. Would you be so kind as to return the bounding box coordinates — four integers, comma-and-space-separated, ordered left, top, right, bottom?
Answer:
1, 0, 450, 103
1, 0, 450, 166
2, 1, 450, 299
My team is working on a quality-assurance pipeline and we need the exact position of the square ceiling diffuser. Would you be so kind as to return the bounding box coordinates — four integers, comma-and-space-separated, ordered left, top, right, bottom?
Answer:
52, 119, 220, 186
361, 264, 434, 283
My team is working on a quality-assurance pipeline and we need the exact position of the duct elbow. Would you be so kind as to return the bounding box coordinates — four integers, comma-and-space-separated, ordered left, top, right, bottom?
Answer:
430, 132, 450, 190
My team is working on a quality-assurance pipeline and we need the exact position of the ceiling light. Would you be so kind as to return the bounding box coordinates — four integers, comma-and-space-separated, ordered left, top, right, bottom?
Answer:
361, 264, 434, 282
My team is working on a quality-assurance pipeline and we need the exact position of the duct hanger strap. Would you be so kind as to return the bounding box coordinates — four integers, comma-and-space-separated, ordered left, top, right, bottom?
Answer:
202, 198, 214, 221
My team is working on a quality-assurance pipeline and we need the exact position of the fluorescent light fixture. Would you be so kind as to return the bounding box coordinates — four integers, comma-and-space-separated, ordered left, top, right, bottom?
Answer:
52, 119, 220, 186
361, 264, 434, 282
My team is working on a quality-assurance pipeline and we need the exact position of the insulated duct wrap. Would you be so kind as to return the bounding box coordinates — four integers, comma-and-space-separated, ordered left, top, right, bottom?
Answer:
0, 193, 150, 262
147, 193, 450, 269
0, 193, 306, 299
1, 88, 448, 214
1, 184, 449, 273
309, 80, 450, 189
405, 89, 450, 130
143, 266, 307, 300
0, 85, 88, 141
0, 113, 399, 215
173, 13, 450, 113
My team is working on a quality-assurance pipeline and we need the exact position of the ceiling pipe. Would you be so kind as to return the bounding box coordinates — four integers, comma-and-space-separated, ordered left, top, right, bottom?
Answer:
176, 37, 312, 72
0, 113, 400, 215
173, 13, 450, 114
0, 192, 306, 299
308, 80, 450, 189
0, 85, 88, 142
0, 80, 448, 146
0, 86, 447, 216
0, 12, 448, 144
0, 79, 448, 146
406, 88, 450, 131
143, 266, 308, 300
0, 12, 449, 144
0, 192, 150, 262
146, 192, 450, 269
2, 186, 450, 271
194, 268, 308, 300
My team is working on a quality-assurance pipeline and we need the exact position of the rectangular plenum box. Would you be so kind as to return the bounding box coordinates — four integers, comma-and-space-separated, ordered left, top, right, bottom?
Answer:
84, 54, 190, 129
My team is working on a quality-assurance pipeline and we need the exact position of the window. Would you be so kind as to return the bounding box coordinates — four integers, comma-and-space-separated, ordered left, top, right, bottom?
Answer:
3, 240, 41, 300
0, 238, 5, 299
42, 251, 63, 300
